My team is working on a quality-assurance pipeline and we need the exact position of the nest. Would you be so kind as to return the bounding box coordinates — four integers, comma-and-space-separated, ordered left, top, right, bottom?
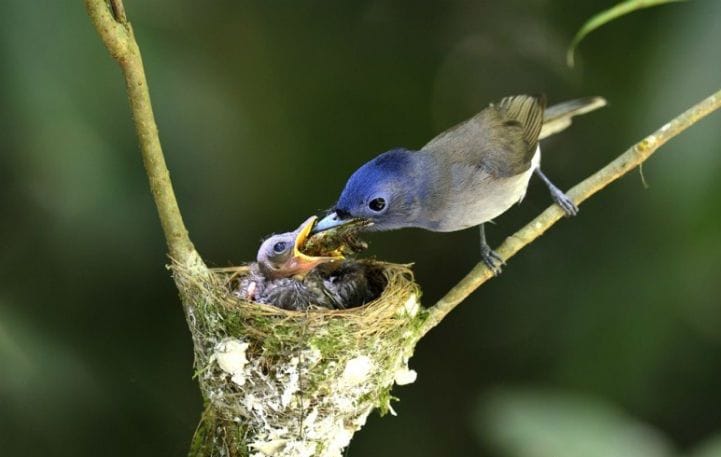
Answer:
173, 254, 426, 457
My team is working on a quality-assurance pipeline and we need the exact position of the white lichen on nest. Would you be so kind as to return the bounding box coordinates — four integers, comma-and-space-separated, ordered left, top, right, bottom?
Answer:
173, 260, 426, 457
214, 339, 250, 386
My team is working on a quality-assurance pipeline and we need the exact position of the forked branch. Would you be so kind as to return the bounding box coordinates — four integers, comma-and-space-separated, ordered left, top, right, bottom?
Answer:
85, 2, 721, 456
85, 0, 721, 358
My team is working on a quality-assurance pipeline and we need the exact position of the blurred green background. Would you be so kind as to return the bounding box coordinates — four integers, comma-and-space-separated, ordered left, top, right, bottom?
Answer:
1, 1, 720, 456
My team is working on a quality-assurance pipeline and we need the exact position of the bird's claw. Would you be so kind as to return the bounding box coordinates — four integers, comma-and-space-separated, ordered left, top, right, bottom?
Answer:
550, 187, 578, 217
480, 245, 505, 275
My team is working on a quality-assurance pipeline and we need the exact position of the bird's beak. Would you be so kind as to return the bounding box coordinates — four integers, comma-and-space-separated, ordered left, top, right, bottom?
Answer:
285, 216, 343, 277
311, 211, 358, 234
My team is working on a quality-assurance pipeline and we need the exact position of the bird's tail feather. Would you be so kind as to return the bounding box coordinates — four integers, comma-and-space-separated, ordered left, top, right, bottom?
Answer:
540, 96, 606, 140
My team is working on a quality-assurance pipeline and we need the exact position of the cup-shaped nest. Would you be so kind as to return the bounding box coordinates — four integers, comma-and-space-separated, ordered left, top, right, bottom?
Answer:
173, 257, 426, 457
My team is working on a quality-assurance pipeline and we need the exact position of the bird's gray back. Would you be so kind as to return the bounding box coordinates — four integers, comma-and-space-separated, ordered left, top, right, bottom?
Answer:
422, 95, 544, 178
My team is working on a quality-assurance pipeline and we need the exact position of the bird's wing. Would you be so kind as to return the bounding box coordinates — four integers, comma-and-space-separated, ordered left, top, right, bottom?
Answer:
422, 95, 545, 177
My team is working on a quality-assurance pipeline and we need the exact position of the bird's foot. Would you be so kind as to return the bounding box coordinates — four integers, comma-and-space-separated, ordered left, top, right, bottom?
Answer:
549, 186, 578, 217
535, 168, 578, 217
480, 244, 505, 275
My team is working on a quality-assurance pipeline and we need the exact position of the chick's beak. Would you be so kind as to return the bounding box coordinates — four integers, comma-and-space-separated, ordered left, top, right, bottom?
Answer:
285, 216, 343, 277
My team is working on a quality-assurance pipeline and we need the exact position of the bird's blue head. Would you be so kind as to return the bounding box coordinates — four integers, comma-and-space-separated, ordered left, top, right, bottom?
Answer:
313, 148, 424, 233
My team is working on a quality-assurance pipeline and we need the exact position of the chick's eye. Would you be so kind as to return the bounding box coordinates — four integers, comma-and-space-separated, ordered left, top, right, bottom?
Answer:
368, 197, 386, 212
272, 241, 288, 253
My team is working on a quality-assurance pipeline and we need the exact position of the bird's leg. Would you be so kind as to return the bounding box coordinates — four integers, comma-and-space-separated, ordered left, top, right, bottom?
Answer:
534, 168, 578, 216
479, 223, 504, 275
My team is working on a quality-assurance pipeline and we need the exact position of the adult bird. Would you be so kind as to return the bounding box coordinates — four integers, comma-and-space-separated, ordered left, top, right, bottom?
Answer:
312, 95, 606, 273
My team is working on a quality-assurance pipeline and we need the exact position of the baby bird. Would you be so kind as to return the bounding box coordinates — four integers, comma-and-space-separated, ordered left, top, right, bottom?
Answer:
312, 95, 606, 273
255, 216, 339, 280
236, 216, 378, 311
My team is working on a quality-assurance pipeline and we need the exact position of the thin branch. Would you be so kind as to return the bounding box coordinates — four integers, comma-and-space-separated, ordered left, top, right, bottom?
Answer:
420, 88, 721, 337
85, 0, 196, 265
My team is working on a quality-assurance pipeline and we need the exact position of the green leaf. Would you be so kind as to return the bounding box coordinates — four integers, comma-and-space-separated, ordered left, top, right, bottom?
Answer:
567, 0, 687, 67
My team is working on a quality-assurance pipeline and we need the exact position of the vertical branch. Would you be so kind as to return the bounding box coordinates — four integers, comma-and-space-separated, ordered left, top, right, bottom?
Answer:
85, 0, 196, 265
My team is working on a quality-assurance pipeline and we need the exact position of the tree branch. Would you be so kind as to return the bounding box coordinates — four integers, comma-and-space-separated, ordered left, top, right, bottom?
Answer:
420, 88, 721, 337
85, 0, 196, 264
84, 3, 721, 455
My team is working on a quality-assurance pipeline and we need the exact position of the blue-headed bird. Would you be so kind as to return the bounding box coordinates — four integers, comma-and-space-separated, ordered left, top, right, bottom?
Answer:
312, 95, 606, 273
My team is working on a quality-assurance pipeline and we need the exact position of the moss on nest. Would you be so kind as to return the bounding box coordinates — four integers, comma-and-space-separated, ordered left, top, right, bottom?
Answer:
172, 256, 426, 457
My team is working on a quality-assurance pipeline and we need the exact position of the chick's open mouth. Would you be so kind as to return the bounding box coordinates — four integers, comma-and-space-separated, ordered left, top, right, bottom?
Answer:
292, 215, 345, 264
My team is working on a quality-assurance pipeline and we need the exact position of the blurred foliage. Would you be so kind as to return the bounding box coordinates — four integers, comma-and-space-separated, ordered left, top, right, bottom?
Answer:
688, 435, 721, 457
1, 0, 720, 456
477, 388, 674, 457
477, 389, 721, 457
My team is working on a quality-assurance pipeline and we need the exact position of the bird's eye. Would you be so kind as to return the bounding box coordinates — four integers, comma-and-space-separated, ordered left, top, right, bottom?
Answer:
368, 197, 386, 212
272, 241, 288, 253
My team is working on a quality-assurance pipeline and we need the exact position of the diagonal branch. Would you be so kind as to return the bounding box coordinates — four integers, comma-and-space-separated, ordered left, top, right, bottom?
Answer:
85, 0, 196, 265
420, 88, 721, 337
